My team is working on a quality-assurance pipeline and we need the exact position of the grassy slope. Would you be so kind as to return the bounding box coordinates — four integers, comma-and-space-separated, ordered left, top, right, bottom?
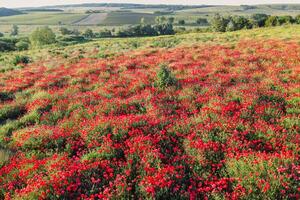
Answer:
1, 25, 299, 71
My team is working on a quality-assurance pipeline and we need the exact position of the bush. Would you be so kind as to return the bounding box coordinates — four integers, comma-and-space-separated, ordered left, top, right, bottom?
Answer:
156, 64, 178, 88
251, 14, 269, 27
30, 27, 56, 46
83, 29, 94, 38
0, 41, 15, 52
265, 16, 279, 27
12, 55, 31, 66
210, 14, 229, 32
196, 18, 208, 26
10, 25, 18, 36
15, 41, 29, 51
178, 19, 186, 25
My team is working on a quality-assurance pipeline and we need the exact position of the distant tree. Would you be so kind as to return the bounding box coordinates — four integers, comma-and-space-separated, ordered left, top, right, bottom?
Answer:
168, 17, 175, 24
196, 18, 208, 25
154, 23, 175, 35
160, 16, 167, 23
98, 29, 112, 38
178, 19, 186, 25
226, 20, 237, 32
232, 16, 252, 30
59, 27, 72, 35
277, 15, 294, 25
30, 27, 56, 46
83, 29, 94, 38
72, 29, 80, 36
210, 14, 229, 32
265, 16, 279, 27
295, 15, 300, 24
0, 32, 4, 37
10, 25, 19, 36
250, 14, 269, 27
155, 16, 167, 24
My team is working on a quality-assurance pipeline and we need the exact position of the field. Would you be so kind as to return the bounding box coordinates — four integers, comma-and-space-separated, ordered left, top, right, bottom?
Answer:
0, 12, 88, 25
0, 25, 299, 199
0, 3, 300, 35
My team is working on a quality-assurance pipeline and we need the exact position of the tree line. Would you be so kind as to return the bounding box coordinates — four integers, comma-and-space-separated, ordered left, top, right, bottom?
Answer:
210, 13, 300, 32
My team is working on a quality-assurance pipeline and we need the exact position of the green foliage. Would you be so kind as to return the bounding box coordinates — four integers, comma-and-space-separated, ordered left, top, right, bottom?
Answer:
116, 23, 174, 37
156, 64, 178, 89
10, 25, 19, 36
265, 16, 279, 27
196, 18, 208, 26
226, 156, 293, 200
295, 15, 300, 24
0, 32, 4, 37
83, 29, 94, 38
59, 27, 72, 35
15, 40, 29, 51
12, 55, 31, 66
210, 14, 229, 32
251, 14, 269, 27
30, 26, 56, 46
178, 19, 186, 25
0, 105, 25, 124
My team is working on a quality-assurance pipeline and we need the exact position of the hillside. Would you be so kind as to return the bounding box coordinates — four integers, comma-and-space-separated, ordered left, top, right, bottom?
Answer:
0, 25, 299, 199
0, 7, 22, 17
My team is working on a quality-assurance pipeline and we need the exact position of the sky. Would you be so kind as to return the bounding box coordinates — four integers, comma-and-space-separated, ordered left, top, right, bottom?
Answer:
1, 0, 300, 8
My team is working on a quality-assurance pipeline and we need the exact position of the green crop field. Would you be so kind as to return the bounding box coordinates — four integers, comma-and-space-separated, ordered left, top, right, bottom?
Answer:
0, 12, 88, 25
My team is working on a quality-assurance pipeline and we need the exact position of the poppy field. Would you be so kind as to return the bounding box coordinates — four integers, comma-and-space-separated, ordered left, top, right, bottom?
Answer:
0, 26, 299, 199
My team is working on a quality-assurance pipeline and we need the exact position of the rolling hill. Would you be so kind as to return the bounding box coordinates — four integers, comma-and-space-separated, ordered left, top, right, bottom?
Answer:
0, 7, 23, 17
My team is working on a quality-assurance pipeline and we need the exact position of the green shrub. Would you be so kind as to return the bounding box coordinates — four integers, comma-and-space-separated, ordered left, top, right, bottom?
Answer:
12, 55, 31, 66
15, 41, 29, 51
0, 105, 25, 124
30, 26, 56, 46
156, 64, 178, 89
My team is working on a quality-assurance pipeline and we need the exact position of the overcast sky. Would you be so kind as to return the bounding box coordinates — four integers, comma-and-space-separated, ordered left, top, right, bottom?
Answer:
1, 0, 300, 8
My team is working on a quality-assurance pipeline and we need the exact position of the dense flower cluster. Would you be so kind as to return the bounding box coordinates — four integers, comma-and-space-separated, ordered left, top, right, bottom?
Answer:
0, 39, 299, 199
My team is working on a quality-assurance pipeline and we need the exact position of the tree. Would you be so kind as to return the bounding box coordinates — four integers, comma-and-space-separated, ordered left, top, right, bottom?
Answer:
250, 14, 269, 27
210, 14, 229, 32
265, 16, 279, 27
277, 16, 294, 25
72, 29, 80, 36
83, 29, 94, 38
99, 29, 112, 38
155, 16, 167, 24
178, 20, 186, 25
0, 32, 4, 37
59, 27, 72, 35
232, 16, 252, 30
295, 15, 300, 24
226, 20, 237, 32
10, 25, 19, 36
196, 18, 208, 26
168, 17, 175, 24
30, 27, 56, 46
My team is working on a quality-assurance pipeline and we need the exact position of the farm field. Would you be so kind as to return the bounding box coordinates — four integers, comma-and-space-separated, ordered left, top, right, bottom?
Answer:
0, 25, 299, 199
0, 12, 88, 25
